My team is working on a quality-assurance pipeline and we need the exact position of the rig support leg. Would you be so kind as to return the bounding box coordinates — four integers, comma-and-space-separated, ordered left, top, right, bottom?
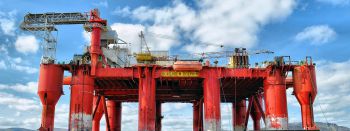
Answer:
293, 65, 318, 130
156, 102, 162, 131
138, 66, 156, 131
203, 70, 221, 131
38, 64, 64, 131
264, 67, 288, 130
250, 95, 262, 131
193, 100, 204, 131
69, 66, 95, 130
92, 96, 104, 131
233, 99, 246, 131
90, 23, 102, 76
107, 100, 122, 131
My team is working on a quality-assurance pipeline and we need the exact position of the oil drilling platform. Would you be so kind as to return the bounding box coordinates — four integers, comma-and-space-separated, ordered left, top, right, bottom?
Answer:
21, 9, 319, 131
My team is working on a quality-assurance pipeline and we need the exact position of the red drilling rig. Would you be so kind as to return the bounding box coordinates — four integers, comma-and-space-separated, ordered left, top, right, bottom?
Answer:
21, 9, 319, 131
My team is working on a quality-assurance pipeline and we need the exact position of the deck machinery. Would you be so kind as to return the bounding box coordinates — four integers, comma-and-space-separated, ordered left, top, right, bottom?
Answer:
21, 9, 319, 131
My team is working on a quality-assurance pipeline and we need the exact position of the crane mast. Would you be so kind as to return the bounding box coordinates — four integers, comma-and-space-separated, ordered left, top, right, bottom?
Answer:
20, 11, 93, 63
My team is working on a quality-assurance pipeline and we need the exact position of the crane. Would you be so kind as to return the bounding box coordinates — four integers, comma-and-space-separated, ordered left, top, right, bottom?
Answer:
20, 9, 106, 64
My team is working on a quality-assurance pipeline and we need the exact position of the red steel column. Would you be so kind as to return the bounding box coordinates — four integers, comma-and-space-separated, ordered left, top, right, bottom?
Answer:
293, 65, 318, 130
250, 96, 262, 130
92, 96, 104, 131
193, 100, 203, 131
138, 66, 156, 131
203, 69, 221, 131
107, 100, 122, 131
90, 25, 102, 76
38, 64, 63, 131
156, 102, 162, 131
233, 99, 246, 131
264, 67, 288, 130
69, 66, 95, 130
193, 101, 200, 131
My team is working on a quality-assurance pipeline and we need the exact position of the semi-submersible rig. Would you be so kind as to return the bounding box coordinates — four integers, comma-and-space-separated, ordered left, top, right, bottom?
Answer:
20, 9, 319, 131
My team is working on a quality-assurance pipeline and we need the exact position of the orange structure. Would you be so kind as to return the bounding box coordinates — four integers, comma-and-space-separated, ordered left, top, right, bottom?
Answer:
26, 9, 320, 131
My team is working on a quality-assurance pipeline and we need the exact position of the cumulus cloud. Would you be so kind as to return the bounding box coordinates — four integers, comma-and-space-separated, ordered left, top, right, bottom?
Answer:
82, 31, 91, 44
11, 64, 38, 74
0, 60, 6, 69
110, 23, 145, 52
0, 44, 8, 54
0, 82, 37, 94
0, 46, 38, 74
0, 10, 16, 36
295, 25, 336, 45
93, 1, 108, 8
115, 0, 296, 53
0, 92, 40, 111
15, 35, 39, 54
317, 0, 350, 5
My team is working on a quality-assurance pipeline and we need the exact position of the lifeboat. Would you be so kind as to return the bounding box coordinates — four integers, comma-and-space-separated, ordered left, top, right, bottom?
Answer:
173, 61, 202, 71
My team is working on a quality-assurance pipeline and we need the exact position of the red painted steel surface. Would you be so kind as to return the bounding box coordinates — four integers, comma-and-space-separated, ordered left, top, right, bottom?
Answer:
138, 66, 157, 131
293, 65, 318, 130
173, 61, 202, 71
106, 100, 122, 131
63, 76, 71, 85
233, 99, 247, 131
156, 102, 162, 131
193, 100, 203, 131
38, 64, 64, 131
250, 95, 262, 130
264, 67, 288, 130
90, 27, 102, 76
203, 69, 221, 131
92, 96, 104, 131
69, 67, 95, 130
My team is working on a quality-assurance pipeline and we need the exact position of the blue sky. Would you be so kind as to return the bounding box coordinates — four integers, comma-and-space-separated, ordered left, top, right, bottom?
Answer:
0, 0, 350, 130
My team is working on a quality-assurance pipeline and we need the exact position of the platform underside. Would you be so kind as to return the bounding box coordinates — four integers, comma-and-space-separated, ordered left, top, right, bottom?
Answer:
95, 77, 263, 102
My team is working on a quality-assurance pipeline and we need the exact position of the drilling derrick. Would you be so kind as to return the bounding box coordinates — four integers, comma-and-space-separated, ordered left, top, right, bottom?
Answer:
21, 8, 320, 131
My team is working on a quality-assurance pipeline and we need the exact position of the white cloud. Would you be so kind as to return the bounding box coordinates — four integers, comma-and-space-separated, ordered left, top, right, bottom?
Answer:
15, 35, 39, 54
93, 1, 108, 8
0, 45, 38, 74
10, 64, 38, 74
295, 25, 336, 45
0, 60, 6, 69
0, 92, 40, 111
54, 104, 70, 128
0, 10, 16, 36
317, 0, 350, 5
82, 31, 91, 44
116, 0, 296, 53
0, 82, 37, 94
13, 57, 22, 63
110, 23, 145, 52
111, 23, 179, 52
0, 44, 8, 54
